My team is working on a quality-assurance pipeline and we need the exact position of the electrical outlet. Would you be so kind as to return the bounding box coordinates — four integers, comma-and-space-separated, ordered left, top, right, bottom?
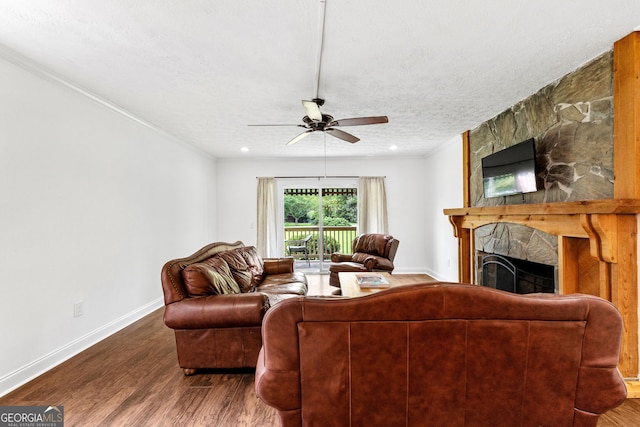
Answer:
74, 301, 84, 318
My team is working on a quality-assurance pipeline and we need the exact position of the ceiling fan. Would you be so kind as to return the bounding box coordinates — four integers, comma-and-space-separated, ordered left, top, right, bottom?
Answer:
249, 2, 388, 146
250, 98, 388, 146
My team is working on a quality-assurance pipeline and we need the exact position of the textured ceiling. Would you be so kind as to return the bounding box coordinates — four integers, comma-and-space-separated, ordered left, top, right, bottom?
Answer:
0, 1, 639, 159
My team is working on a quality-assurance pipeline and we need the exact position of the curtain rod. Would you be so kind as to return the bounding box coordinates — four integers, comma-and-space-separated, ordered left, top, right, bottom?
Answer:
256, 176, 386, 179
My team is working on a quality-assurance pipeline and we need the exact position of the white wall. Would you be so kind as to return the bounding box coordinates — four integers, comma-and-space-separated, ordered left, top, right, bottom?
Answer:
0, 54, 217, 396
216, 156, 429, 272
423, 135, 463, 281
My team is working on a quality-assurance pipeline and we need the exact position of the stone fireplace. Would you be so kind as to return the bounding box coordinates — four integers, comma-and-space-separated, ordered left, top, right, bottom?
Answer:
445, 32, 640, 385
465, 49, 614, 297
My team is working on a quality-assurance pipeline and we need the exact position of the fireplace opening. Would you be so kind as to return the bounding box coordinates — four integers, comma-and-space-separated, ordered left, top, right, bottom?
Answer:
480, 253, 555, 294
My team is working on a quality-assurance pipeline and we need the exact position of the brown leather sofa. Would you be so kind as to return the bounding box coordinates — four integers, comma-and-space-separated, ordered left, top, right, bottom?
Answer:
161, 241, 307, 375
329, 233, 399, 287
255, 283, 626, 427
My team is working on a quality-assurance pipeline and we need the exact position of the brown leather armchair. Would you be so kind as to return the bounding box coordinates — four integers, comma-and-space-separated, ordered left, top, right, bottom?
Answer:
329, 233, 399, 287
255, 283, 627, 427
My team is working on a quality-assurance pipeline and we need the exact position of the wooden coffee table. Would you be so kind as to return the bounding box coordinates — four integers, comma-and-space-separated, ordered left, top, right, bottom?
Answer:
338, 271, 400, 297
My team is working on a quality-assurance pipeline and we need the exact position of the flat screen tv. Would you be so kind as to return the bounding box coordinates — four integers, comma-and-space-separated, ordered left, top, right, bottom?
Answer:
481, 138, 538, 198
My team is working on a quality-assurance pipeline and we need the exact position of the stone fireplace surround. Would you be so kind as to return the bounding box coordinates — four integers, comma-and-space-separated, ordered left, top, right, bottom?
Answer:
445, 31, 640, 392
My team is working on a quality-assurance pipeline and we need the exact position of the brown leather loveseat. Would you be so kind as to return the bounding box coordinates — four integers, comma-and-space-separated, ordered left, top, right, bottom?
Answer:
161, 241, 307, 375
255, 283, 626, 427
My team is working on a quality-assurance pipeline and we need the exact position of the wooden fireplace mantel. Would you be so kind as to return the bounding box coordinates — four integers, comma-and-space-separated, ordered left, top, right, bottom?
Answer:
444, 199, 640, 383
445, 199, 640, 263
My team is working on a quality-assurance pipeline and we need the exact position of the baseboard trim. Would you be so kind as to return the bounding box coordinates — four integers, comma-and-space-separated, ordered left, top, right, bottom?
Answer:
0, 298, 163, 398
421, 267, 454, 283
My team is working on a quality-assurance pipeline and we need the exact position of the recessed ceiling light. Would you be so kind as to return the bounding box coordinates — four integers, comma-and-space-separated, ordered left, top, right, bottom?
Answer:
389, 145, 398, 151
240, 147, 249, 152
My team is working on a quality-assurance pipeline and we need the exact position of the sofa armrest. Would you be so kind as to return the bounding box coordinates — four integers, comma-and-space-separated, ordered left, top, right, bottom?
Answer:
255, 347, 302, 415
362, 256, 378, 270
163, 292, 270, 329
263, 257, 294, 274
369, 256, 394, 271
330, 253, 353, 263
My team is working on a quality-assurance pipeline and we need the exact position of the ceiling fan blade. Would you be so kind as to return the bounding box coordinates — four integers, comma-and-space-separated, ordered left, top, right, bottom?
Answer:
302, 100, 323, 121
286, 130, 314, 146
248, 124, 305, 127
329, 116, 389, 127
325, 128, 360, 143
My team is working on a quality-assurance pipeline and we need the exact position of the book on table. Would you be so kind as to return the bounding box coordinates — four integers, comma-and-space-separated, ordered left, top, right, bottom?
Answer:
356, 273, 390, 288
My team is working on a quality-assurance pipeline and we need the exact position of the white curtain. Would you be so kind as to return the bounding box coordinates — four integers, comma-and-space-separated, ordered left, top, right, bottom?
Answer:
256, 177, 277, 258
358, 176, 389, 234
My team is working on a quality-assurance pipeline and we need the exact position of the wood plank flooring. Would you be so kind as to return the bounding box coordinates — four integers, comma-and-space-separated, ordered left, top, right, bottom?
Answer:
0, 274, 638, 426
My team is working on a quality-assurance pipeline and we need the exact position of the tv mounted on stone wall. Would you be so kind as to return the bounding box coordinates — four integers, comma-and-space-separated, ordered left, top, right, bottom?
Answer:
481, 138, 539, 198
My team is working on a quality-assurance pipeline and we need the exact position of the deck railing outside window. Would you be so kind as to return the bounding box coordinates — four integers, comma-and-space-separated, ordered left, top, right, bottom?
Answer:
284, 226, 357, 260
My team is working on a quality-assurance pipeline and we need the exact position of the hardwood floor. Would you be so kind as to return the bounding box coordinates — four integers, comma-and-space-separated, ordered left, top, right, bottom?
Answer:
0, 300, 273, 426
1, 274, 637, 426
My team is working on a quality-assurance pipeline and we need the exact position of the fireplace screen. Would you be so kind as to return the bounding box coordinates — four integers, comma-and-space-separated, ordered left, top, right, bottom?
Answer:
481, 254, 555, 294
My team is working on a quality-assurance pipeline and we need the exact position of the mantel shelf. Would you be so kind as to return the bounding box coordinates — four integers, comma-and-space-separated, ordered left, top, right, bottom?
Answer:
445, 199, 640, 243
444, 199, 640, 217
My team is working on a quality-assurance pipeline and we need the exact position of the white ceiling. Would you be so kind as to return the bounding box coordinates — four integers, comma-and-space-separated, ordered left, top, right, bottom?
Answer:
0, 1, 639, 159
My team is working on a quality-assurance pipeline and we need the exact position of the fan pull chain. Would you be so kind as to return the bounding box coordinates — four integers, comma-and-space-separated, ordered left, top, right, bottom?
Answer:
324, 132, 327, 178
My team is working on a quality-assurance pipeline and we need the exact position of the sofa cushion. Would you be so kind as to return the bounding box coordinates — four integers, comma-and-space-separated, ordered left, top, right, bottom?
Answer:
216, 249, 254, 292
238, 246, 266, 285
329, 261, 369, 273
182, 257, 240, 296
257, 271, 308, 306
258, 272, 308, 293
